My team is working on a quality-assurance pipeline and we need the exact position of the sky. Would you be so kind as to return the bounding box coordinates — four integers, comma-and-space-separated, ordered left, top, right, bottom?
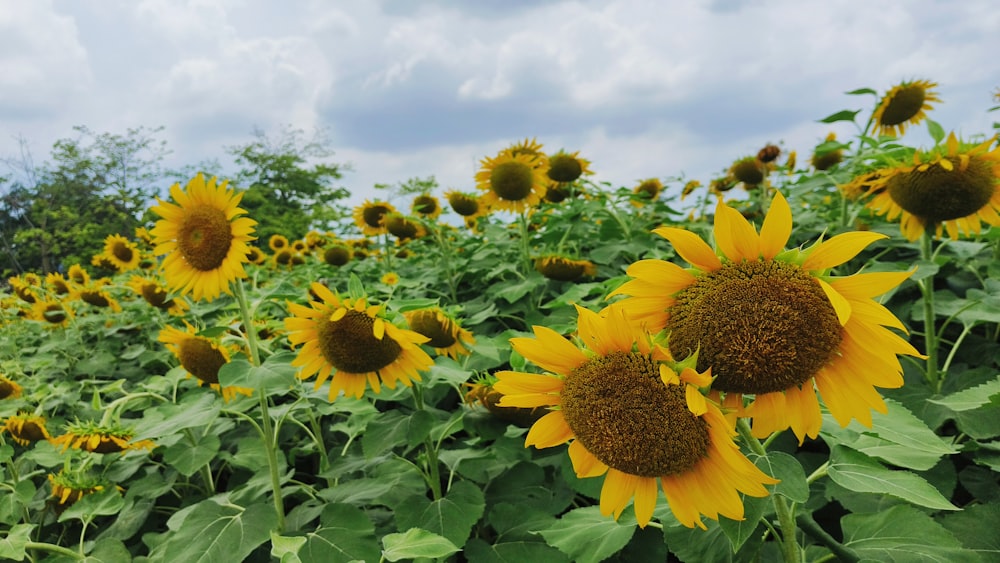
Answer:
2, 0, 999, 211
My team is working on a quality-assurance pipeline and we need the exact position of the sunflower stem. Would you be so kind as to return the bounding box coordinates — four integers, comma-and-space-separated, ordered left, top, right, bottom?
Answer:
796, 512, 860, 563
411, 385, 442, 500
184, 428, 215, 493
24, 541, 85, 560
517, 211, 533, 275
736, 419, 800, 563
919, 232, 941, 391
233, 279, 286, 532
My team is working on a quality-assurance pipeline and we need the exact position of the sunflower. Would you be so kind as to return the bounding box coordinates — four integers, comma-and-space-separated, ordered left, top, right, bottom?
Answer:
546, 151, 593, 184
445, 190, 487, 219
730, 157, 767, 186
353, 200, 397, 236
291, 240, 309, 254
871, 79, 941, 137
504, 137, 547, 163
8, 276, 39, 304
159, 322, 252, 402
272, 249, 295, 269
385, 213, 425, 241
31, 299, 74, 327
48, 471, 115, 512
91, 253, 118, 272
102, 234, 140, 272
535, 255, 597, 282
411, 193, 442, 219
284, 283, 433, 401
680, 180, 701, 201
45, 272, 72, 295
135, 226, 154, 246
494, 305, 777, 528
75, 282, 122, 313
785, 151, 797, 174
245, 246, 266, 265
404, 307, 475, 359
3, 413, 51, 446
51, 420, 156, 454
757, 144, 781, 163
0, 375, 23, 400
864, 132, 1000, 240
67, 264, 90, 286
128, 276, 189, 316
323, 245, 352, 266
269, 234, 290, 252
149, 173, 258, 302
811, 133, 843, 171
475, 152, 550, 213
609, 191, 923, 442
464, 376, 545, 427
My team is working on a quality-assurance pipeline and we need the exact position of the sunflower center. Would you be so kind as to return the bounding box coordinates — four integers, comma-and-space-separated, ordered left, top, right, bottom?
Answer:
548, 154, 583, 183
141, 283, 168, 307
667, 260, 842, 395
177, 337, 227, 385
111, 241, 134, 263
887, 157, 996, 223
42, 304, 67, 323
323, 246, 351, 266
880, 85, 926, 126
731, 159, 765, 185
448, 194, 480, 216
179, 207, 233, 272
362, 205, 391, 228
536, 257, 585, 281
413, 195, 438, 215
275, 250, 293, 265
14, 420, 47, 443
80, 291, 110, 308
316, 310, 402, 373
51, 279, 70, 295
560, 351, 710, 477
407, 311, 457, 348
490, 161, 534, 201
387, 215, 419, 239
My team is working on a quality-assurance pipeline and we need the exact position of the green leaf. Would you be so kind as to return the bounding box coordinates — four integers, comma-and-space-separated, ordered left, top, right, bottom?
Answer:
218, 351, 298, 394
381, 528, 459, 562
818, 109, 861, 123
393, 480, 486, 548
754, 451, 808, 502
59, 487, 125, 522
464, 538, 570, 563
299, 504, 380, 563
492, 277, 538, 304
718, 494, 768, 552
845, 87, 878, 96
347, 274, 365, 300
153, 500, 277, 563
488, 503, 558, 541
843, 505, 979, 562
83, 538, 132, 562
361, 409, 434, 458
162, 434, 220, 477
536, 506, 636, 563
827, 446, 958, 511
134, 391, 221, 441
270, 532, 305, 563
0, 524, 34, 561
938, 502, 1000, 560
929, 375, 1000, 411
926, 118, 946, 144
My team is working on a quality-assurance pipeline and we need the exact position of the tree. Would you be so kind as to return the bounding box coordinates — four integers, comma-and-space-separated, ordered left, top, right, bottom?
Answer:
228, 126, 350, 243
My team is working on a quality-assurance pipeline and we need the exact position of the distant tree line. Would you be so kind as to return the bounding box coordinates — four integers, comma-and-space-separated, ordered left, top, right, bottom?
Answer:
0, 125, 349, 278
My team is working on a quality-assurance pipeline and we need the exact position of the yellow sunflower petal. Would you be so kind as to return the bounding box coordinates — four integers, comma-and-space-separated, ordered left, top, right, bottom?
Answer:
759, 191, 792, 259
816, 278, 852, 326
568, 440, 609, 478
600, 469, 638, 520
632, 477, 659, 528
524, 411, 574, 448
830, 270, 913, 300
802, 232, 887, 271
652, 228, 722, 272
511, 326, 587, 374
714, 201, 760, 261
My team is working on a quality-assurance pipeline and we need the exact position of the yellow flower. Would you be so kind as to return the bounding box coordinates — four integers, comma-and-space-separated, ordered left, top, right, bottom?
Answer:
245, 246, 266, 265
632, 178, 664, 206
127, 275, 189, 316
102, 234, 140, 272
871, 79, 941, 137
610, 191, 923, 442
51, 420, 155, 454
67, 264, 90, 286
385, 213, 425, 241
284, 283, 433, 401
31, 298, 74, 327
411, 193, 442, 219
322, 245, 352, 266
159, 322, 252, 401
150, 174, 257, 302
445, 190, 487, 219
475, 152, 549, 213
864, 132, 1000, 240
48, 471, 117, 512
74, 282, 122, 313
269, 234, 289, 251
503, 137, 547, 164
404, 307, 475, 360
546, 151, 593, 184
8, 276, 39, 304
811, 133, 843, 171
730, 157, 767, 186
494, 305, 777, 529
3, 413, 51, 446
45, 272, 72, 295
0, 375, 23, 400
381, 272, 400, 286
353, 200, 397, 236
534, 255, 597, 282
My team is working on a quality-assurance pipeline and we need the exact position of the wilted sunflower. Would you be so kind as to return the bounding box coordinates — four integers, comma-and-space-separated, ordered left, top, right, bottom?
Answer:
411, 193, 442, 219
150, 174, 257, 302
535, 255, 597, 282
709, 176, 737, 196
284, 283, 433, 401
159, 322, 252, 401
811, 133, 844, 171
31, 299, 74, 327
757, 144, 781, 163
127, 276, 189, 316
51, 420, 155, 454
323, 245, 352, 266
353, 200, 397, 236
404, 307, 475, 359
102, 234, 140, 272
785, 151, 797, 174
75, 282, 122, 313
269, 234, 289, 252
871, 79, 941, 137
546, 151, 593, 184
3, 413, 51, 446
445, 190, 487, 219
0, 375, 23, 400
494, 305, 777, 528
609, 192, 923, 442
680, 180, 701, 201
91, 253, 118, 272
48, 471, 116, 512
475, 152, 549, 213
864, 132, 1000, 240
45, 272, 72, 295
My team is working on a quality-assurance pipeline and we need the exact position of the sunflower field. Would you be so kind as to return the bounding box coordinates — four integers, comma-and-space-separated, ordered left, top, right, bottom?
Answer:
2, 81, 1000, 563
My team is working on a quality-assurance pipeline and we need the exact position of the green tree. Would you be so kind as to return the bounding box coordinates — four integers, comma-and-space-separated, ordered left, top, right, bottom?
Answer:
228, 126, 350, 243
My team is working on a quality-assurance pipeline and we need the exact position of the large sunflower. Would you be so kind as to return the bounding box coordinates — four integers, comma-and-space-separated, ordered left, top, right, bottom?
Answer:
475, 152, 549, 213
149, 174, 257, 302
284, 283, 433, 401
494, 305, 777, 529
609, 192, 923, 442
871, 79, 941, 137
403, 307, 475, 360
863, 132, 1000, 240
352, 200, 397, 236
159, 322, 251, 401
102, 234, 141, 272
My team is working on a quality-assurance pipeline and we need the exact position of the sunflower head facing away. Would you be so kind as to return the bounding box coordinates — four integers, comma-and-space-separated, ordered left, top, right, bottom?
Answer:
504, 137, 547, 163
128, 275, 189, 316
51, 420, 155, 454
546, 151, 593, 184
411, 193, 442, 219
150, 173, 257, 302
284, 283, 434, 401
609, 191, 923, 442
0, 375, 23, 400
445, 190, 487, 219
385, 213, 425, 241
632, 178, 664, 205
3, 413, 51, 446
323, 245, 353, 266
864, 132, 1000, 240
48, 471, 118, 513
494, 305, 777, 528
475, 152, 550, 213
534, 255, 597, 282
404, 307, 475, 359
159, 322, 252, 401
730, 157, 767, 186
872, 79, 941, 137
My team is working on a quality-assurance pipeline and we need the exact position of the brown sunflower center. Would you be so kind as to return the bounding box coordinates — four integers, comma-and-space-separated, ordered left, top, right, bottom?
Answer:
316, 310, 402, 373
886, 156, 996, 223
490, 161, 534, 201
407, 311, 457, 348
275, 250, 293, 265
0, 379, 17, 399
547, 154, 583, 183
179, 207, 233, 272
560, 351, 710, 477
879, 85, 926, 126
323, 246, 351, 266
731, 159, 766, 185
89, 435, 125, 454
141, 283, 169, 307
667, 260, 842, 395
42, 304, 67, 323
111, 241, 134, 263
413, 195, 439, 215
12, 420, 48, 443
80, 291, 110, 308
51, 279, 70, 295
448, 193, 480, 216
535, 257, 586, 281
362, 205, 391, 228
177, 337, 227, 385
636, 180, 661, 199
386, 215, 419, 239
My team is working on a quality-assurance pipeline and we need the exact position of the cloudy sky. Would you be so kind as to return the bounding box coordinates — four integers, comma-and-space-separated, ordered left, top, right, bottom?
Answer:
2, 0, 998, 209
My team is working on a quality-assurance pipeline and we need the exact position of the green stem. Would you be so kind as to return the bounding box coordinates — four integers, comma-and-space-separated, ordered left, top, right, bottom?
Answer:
184, 428, 215, 493
411, 386, 442, 500
233, 280, 285, 532
806, 461, 830, 485
24, 541, 85, 560
919, 232, 940, 391
430, 223, 459, 303
736, 419, 800, 563
517, 211, 532, 275
796, 512, 860, 562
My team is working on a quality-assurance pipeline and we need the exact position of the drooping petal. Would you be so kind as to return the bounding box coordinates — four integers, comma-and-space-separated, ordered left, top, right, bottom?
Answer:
599, 469, 638, 520
568, 440, 609, 478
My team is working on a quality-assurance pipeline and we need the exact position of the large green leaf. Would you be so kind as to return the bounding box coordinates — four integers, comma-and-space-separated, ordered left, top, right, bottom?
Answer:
134, 391, 221, 441
218, 351, 298, 394
938, 502, 1000, 561
299, 504, 380, 563
718, 494, 768, 552
393, 480, 486, 548
162, 434, 220, 477
842, 505, 979, 562
0, 524, 34, 561
59, 487, 125, 522
381, 528, 459, 561
929, 376, 1000, 411
83, 538, 132, 562
754, 451, 808, 502
361, 409, 434, 458
827, 446, 957, 511
464, 538, 570, 563
150, 500, 276, 563
536, 506, 636, 563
